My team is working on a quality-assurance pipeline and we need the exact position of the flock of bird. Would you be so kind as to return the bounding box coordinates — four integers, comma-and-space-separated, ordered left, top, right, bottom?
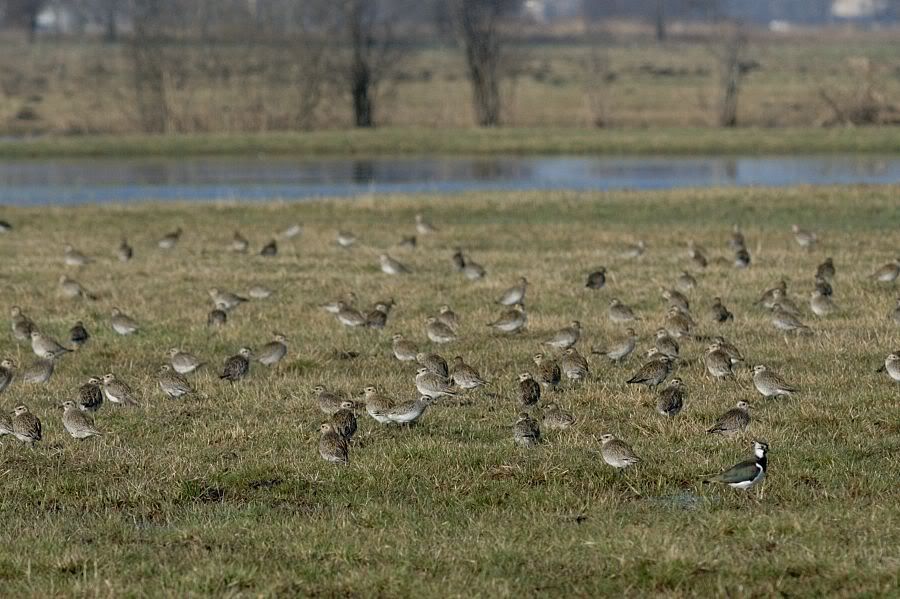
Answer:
1, 214, 899, 495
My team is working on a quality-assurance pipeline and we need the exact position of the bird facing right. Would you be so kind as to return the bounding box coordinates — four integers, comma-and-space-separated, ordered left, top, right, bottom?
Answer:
599, 434, 640, 469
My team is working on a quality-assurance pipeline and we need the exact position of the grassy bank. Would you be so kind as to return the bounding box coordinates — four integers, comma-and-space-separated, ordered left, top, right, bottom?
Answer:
2, 126, 900, 159
0, 186, 899, 596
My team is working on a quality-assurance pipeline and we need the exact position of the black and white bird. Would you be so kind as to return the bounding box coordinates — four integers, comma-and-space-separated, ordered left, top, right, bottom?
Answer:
704, 440, 769, 491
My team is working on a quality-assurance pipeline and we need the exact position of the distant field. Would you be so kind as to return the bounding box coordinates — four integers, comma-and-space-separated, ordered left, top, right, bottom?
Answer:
0, 31, 898, 136
2, 126, 900, 159
0, 186, 898, 596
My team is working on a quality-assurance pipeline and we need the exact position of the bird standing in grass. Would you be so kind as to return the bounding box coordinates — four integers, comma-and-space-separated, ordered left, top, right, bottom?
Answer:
876, 353, 900, 382
259, 240, 278, 256
816, 257, 835, 281
425, 317, 457, 344
487, 304, 527, 334
791, 224, 816, 249
627, 354, 672, 389
752, 365, 797, 398
704, 343, 735, 381
319, 423, 349, 464
497, 277, 528, 306
544, 320, 581, 350
61, 401, 102, 439
331, 402, 358, 440
415, 213, 437, 235
513, 412, 541, 447
517, 373, 541, 408
704, 440, 768, 491
709, 297, 734, 322
364, 386, 396, 423
707, 401, 751, 436
158, 365, 194, 399
657, 378, 685, 417
585, 268, 606, 290
385, 396, 434, 425
560, 348, 590, 382
417, 352, 449, 378
809, 290, 836, 317
379, 254, 411, 275
11, 306, 35, 341
315, 386, 347, 415
592, 329, 637, 363
111, 308, 140, 335
77, 377, 104, 412
31, 331, 72, 360
653, 329, 679, 359
415, 368, 456, 400
11, 405, 41, 445
220, 348, 252, 383
59, 275, 95, 300
168, 348, 205, 374
63, 244, 92, 266
209, 288, 247, 311
69, 321, 90, 348
532, 353, 561, 390
450, 356, 487, 391
117, 239, 133, 262
0, 359, 14, 394
391, 334, 418, 362
158, 227, 182, 249
436, 305, 460, 331
600, 434, 640, 469
256, 334, 288, 367
22, 359, 53, 384
102, 373, 140, 406
542, 403, 575, 430
608, 299, 638, 323
870, 258, 900, 283
208, 303, 228, 327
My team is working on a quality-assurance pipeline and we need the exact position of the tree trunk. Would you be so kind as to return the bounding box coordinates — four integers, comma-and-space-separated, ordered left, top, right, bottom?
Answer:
348, 0, 374, 128
131, 0, 168, 133
104, 4, 118, 43
655, 0, 666, 42
466, 43, 500, 126
719, 29, 744, 128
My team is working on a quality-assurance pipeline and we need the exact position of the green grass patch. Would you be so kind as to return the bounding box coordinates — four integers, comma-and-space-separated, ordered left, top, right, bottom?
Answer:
0, 185, 898, 595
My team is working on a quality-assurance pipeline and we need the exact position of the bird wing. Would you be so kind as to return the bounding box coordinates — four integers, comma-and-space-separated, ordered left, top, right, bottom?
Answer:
709, 459, 760, 484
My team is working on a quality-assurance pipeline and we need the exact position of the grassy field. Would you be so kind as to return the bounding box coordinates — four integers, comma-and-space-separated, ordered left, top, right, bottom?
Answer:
1, 186, 899, 596
2, 126, 900, 159
1, 31, 898, 136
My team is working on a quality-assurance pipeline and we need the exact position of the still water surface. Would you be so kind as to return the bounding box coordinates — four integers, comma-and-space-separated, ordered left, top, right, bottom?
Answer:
1, 155, 898, 205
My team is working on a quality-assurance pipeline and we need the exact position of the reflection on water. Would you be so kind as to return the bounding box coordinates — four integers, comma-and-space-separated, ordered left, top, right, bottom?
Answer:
0, 154, 897, 205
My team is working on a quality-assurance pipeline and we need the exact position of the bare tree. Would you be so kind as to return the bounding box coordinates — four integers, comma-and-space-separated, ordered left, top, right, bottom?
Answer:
715, 21, 746, 127
581, 1, 613, 127
655, 0, 666, 41
334, 0, 409, 128
130, 0, 169, 133
2, 0, 49, 42
449, 0, 521, 127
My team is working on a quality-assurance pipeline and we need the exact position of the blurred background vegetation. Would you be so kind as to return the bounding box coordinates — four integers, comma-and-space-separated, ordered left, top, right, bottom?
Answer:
0, 0, 897, 137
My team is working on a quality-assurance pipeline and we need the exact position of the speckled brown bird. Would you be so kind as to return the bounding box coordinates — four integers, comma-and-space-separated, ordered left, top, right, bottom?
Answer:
532, 353, 561, 390
220, 348, 251, 383
319, 423, 349, 464
656, 378, 685, 417
560, 348, 590, 382
517, 372, 541, 408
